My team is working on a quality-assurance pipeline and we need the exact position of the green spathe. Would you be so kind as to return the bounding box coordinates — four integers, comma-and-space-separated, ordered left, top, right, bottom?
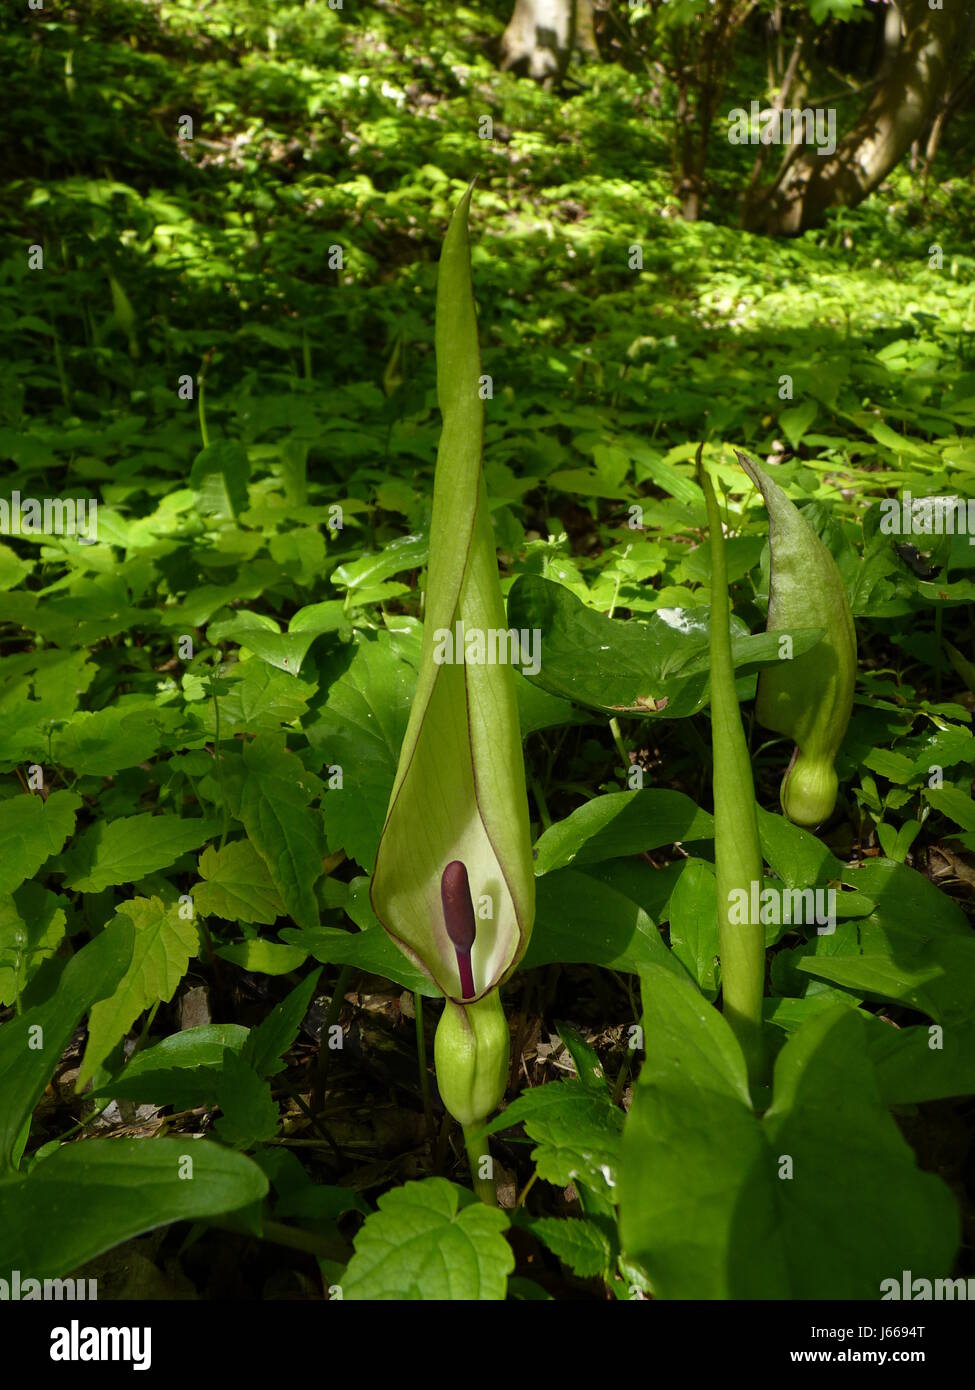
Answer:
434, 991, 510, 1128
738, 451, 857, 827
370, 186, 534, 1002
700, 457, 766, 1088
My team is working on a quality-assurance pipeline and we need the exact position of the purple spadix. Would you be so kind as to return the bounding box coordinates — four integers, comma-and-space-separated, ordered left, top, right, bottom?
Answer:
441, 860, 476, 999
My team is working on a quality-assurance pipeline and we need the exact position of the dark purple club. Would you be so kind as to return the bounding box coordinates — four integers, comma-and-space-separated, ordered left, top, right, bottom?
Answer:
441, 859, 476, 999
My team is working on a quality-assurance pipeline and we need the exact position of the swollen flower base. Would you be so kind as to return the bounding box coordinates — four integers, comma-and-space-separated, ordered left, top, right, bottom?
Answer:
434, 990, 509, 1130
781, 747, 840, 829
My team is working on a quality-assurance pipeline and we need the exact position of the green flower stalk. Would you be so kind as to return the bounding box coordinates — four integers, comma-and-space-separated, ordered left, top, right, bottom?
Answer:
370, 187, 534, 1167
699, 455, 767, 1089
737, 451, 857, 827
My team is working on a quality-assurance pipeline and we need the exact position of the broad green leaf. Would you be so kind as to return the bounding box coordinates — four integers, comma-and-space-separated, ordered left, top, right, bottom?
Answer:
756, 806, 844, 889
56, 814, 220, 893
331, 533, 428, 592
239, 734, 324, 931
925, 785, 975, 833
0, 923, 134, 1172
507, 573, 824, 718
866, 1015, 975, 1105
194, 839, 285, 925
796, 859, 975, 1020
79, 898, 199, 1087
533, 790, 713, 875
0, 791, 82, 894
620, 965, 958, 1298
523, 869, 683, 976
0, 1139, 268, 1278
343, 1177, 513, 1300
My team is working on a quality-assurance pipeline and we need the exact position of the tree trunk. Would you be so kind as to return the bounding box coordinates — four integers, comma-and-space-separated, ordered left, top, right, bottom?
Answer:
746, 0, 972, 236
499, 0, 596, 83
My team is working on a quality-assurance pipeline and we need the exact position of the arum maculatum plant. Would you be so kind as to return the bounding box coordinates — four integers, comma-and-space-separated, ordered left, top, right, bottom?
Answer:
699, 453, 767, 1090
370, 185, 535, 1200
738, 450, 857, 828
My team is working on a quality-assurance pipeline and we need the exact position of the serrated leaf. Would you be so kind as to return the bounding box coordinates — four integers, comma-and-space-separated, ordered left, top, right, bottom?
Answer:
79, 898, 199, 1086
343, 1177, 513, 1300
194, 839, 285, 925
56, 814, 220, 893
52, 707, 165, 775
0, 791, 82, 894
485, 1079, 624, 1199
530, 1216, 613, 1280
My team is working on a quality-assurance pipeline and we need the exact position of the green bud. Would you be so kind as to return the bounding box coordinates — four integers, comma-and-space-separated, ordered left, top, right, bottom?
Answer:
738, 451, 857, 827
434, 991, 509, 1127
781, 750, 839, 828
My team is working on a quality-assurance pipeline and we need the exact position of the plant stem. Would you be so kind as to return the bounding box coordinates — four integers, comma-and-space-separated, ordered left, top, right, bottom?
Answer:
462, 1124, 497, 1205
313, 963, 354, 1113
700, 455, 767, 1090
609, 716, 629, 777
210, 674, 229, 851
530, 771, 552, 830
198, 364, 210, 449
414, 991, 436, 1150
